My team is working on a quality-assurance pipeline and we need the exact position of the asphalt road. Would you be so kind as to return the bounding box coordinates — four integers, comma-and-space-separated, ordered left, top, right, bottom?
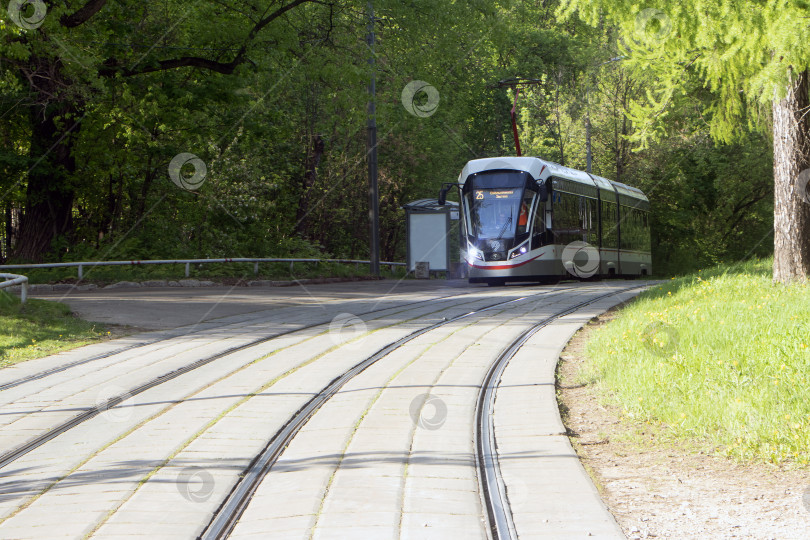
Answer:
36, 279, 476, 330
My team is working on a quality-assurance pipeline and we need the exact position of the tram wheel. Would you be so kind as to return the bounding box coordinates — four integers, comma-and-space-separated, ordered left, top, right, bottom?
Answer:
486, 278, 506, 287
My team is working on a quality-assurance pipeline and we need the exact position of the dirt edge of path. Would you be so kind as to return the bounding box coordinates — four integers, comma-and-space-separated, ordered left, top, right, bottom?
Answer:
556, 307, 810, 540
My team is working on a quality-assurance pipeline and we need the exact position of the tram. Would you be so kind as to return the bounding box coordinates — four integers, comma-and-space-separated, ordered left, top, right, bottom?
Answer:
439, 157, 652, 285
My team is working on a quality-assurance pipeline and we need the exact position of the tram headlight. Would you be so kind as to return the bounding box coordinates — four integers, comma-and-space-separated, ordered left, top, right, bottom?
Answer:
509, 245, 528, 259
468, 246, 484, 261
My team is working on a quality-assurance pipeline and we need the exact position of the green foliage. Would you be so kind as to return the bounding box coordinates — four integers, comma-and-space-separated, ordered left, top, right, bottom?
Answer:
0, 0, 780, 278
629, 128, 773, 275
558, 0, 810, 144
501, 3, 775, 275
584, 258, 810, 463
1, 0, 536, 263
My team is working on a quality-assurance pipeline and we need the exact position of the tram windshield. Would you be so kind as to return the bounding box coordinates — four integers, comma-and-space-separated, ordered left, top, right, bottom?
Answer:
463, 171, 528, 240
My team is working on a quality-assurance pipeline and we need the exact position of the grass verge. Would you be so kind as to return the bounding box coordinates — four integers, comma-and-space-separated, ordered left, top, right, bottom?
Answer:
582, 258, 810, 464
0, 290, 109, 368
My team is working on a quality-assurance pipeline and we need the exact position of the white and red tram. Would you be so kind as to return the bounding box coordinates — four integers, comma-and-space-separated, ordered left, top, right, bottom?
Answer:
440, 157, 652, 285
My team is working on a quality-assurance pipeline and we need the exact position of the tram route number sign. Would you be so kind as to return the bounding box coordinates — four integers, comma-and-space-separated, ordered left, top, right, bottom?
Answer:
475, 189, 515, 200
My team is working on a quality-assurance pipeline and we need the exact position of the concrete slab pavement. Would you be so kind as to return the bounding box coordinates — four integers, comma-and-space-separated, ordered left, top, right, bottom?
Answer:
0, 286, 537, 539
493, 288, 644, 539
0, 280, 654, 539
226, 284, 643, 540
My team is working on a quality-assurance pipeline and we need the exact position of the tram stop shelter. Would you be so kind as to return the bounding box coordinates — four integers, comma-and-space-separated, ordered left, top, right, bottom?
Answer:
402, 199, 460, 277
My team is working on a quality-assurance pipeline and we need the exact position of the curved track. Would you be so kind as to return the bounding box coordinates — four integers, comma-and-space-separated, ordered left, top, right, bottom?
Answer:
0, 288, 479, 392
199, 292, 541, 539
0, 288, 496, 470
474, 287, 640, 539
0, 282, 647, 539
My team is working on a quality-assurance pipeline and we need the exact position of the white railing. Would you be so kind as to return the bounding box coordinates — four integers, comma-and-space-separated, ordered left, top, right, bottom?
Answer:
0, 273, 28, 304
0, 258, 406, 280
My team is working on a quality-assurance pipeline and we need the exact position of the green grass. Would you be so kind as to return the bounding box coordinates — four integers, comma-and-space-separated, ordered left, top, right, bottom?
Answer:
583, 258, 810, 464
0, 291, 110, 368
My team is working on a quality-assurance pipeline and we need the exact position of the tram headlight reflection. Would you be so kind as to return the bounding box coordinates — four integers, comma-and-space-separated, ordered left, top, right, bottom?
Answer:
468, 246, 484, 261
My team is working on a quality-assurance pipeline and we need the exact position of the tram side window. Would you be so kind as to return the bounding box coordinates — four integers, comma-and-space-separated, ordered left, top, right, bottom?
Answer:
580, 197, 598, 246
553, 192, 597, 245
552, 192, 579, 245
600, 201, 618, 249
640, 209, 651, 252
620, 206, 634, 250
620, 206, 650, 252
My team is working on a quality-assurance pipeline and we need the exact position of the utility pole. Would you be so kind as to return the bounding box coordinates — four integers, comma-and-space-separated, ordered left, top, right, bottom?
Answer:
367, 1, 380, 276
586, 109, 592, 172
586, 56, 624, 174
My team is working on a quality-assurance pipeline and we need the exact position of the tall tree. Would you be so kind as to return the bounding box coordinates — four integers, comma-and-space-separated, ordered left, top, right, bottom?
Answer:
1, 0, 325, 261
559, 0, 810, 283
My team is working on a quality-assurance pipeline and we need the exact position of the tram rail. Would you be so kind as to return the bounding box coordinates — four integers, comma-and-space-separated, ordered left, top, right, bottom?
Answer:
0, 283, 646, 539
0, 287, 565, 472
475, 285, 643, 539
0, 289, 478, 393
199, 285, 639, 539
198, 291, 552, 539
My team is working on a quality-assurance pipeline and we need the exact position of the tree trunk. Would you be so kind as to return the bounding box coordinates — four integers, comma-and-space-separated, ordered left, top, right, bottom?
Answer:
772, 69, 810, 284
616, 76, 632, 184
554, 72, 565, 165
295, 133, 325, 236
135, 160, 157, 223
12, 104, 79, 261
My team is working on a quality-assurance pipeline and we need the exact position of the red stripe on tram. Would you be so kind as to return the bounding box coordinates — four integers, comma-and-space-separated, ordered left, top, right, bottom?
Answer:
469, 251, 546, 270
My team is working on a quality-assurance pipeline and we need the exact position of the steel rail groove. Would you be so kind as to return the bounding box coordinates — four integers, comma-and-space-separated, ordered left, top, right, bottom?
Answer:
196, 288, 575, 540
475, 285, 644, 540
0, 288, 564, 472
0, 317, 274, 393
0, 289, 479, 392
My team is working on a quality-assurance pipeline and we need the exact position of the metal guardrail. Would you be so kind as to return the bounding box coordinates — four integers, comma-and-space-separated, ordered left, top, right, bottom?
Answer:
0, 258, 406, 280
0, 273, 28, 304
